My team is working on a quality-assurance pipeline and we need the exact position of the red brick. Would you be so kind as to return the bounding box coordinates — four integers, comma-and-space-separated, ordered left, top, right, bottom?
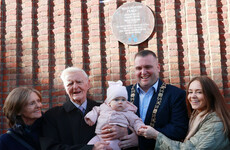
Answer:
0, 0, 230, 133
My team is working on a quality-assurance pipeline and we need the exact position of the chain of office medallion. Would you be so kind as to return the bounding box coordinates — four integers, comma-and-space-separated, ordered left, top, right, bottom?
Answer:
130, 82, 167, 127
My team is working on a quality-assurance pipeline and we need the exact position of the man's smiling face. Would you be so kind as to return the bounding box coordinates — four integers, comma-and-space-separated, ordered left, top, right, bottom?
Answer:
134, 54, 160, 92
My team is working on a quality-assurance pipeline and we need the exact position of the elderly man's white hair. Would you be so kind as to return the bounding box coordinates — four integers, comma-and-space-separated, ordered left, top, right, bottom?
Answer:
60, 67, 89, 82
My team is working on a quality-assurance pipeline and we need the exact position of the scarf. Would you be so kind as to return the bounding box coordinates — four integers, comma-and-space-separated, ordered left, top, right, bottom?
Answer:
184, 110, 208, 141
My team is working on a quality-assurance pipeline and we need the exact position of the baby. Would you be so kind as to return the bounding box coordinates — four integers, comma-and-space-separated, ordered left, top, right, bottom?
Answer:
84, 80, 145, 150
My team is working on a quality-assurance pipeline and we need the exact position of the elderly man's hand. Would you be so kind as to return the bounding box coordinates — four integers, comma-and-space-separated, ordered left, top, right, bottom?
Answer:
85, 118, 94, 126
119, 126, 138, 149
92, 141, 112, 150
100, 124, 128, 141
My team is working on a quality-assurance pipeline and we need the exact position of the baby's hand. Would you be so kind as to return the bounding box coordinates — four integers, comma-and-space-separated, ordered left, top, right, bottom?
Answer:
137, 125, 147, 136
85, 118, 94, 126
138, 125, 159, 139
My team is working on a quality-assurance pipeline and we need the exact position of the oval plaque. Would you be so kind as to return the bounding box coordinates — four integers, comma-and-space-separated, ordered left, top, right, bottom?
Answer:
112, 2, 155, 45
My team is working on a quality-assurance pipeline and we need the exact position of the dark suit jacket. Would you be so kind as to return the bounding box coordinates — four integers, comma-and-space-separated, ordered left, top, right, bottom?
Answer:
0, 117, 43, 150
126, 80, 189, 150
40, 99, 100, 150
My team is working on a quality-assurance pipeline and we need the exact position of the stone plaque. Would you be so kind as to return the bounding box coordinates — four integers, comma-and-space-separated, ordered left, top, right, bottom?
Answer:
112, 2, 155, 45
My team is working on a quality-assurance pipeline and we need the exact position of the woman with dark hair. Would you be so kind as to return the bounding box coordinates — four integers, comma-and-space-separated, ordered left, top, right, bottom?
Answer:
0, 87, 43, 150
138, 76, 230, 149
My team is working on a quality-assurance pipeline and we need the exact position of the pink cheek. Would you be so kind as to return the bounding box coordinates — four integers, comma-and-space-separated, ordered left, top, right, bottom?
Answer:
67, 88, 73, 92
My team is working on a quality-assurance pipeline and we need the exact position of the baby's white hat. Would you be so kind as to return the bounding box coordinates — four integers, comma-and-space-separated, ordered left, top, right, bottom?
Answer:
105, 80, 128, 104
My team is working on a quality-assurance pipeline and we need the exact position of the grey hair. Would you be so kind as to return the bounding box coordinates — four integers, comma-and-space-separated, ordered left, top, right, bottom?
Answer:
60, 67, 89, 82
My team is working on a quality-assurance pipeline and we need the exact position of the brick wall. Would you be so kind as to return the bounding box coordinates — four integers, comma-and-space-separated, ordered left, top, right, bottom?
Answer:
0, 0, 230, 134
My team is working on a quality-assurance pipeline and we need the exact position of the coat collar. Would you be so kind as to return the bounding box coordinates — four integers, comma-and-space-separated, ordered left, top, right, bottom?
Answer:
63, 100, 77, 112
63, 99, 98, 114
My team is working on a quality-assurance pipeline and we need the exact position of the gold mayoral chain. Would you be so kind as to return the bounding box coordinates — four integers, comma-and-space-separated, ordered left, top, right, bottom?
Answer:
130, 82, 167, 127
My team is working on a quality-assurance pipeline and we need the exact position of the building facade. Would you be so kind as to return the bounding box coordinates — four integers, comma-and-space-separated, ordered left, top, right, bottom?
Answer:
0, 0, 230, 134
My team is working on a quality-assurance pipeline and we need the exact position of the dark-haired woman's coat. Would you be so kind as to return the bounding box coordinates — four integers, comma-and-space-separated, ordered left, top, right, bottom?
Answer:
0, 117, 43, 150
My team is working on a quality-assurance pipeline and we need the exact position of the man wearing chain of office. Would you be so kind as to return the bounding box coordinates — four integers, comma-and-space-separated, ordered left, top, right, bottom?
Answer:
119, 50, 189, 150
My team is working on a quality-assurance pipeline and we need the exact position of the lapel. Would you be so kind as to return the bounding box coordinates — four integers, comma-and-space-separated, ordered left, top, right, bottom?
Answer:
63, 99, 84, 116
133, 84, 140, 117
85, 99, 95, 114
63, 100, 76, 113
63, 99, 99, 116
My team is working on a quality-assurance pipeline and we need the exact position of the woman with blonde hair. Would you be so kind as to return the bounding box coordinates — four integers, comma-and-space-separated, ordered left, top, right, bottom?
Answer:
0, 87, 43, 150
138, 76, 230, 149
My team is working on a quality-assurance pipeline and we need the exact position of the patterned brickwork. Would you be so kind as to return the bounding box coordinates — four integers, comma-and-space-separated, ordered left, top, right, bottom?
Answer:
0, 0, 230, 134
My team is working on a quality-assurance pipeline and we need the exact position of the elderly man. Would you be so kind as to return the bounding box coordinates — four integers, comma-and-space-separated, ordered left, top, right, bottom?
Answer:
41, 67, 125, 150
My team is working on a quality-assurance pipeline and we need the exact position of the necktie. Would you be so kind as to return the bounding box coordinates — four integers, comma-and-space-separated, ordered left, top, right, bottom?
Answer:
79, 106, 85, 114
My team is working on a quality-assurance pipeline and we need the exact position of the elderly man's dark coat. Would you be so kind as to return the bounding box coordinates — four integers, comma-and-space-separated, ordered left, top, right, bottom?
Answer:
40, 99, 100, 150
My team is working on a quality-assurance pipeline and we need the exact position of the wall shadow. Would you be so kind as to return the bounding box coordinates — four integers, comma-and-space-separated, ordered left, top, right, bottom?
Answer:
16, 0, 23, 86
48, 0, 55, 108
117, 0, 127, 85
217, 0, 229, 97
65, 0, 72, 67
82, 0, 90, 74
0, 0, 6, 135
175, 0, 185, 89
32, 0, 39, 87
99, 2, 107, 100
154, 0, 164, 79
195, 0, 206, 75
